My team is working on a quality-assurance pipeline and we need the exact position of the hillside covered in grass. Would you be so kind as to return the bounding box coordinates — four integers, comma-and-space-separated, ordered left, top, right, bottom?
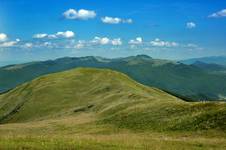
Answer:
1, 55, 226, 101
0, 68, 225, 131
0, 68, 226, 149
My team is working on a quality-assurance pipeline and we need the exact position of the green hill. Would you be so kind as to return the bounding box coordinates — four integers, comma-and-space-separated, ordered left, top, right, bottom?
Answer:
1, 68, 225, 131
1, 55, 226, 101
0, 68, 226, 149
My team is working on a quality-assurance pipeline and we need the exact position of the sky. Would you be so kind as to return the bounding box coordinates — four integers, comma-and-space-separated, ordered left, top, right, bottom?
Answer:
0, 0, 226, 65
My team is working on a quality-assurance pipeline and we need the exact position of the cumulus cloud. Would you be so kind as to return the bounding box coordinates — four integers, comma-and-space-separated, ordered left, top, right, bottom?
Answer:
56, 31, 75, 38
33, 31, 75, 39
186, 22, 196, 29
75, 40, 85, 49
0, 39, 20, 48
208, 9, 226, 18
150, 38, 178, 47
24, 43, 33, 48
92, 37, 110, 45
63, 9, 96, 20
101, 16, 133, 24
0, 33, 22, 48
91, 37, 122, 46
101, 17, 121, 24
0, 41, 17, 47
74, 37, 123, 49
0, 33, 7, 42
33, 33, 48, 39
123, 19, 133, 24
111, 38, 122, 46
129, 37, 143, 45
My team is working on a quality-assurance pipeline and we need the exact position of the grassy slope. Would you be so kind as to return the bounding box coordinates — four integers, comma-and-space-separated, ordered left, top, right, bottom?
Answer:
1, 55, 226, 101
0, 68, 226, 149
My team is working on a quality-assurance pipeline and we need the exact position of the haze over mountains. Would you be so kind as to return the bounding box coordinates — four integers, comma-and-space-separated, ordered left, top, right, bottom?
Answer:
181, 56, 226, 66
1, 55, 226, 101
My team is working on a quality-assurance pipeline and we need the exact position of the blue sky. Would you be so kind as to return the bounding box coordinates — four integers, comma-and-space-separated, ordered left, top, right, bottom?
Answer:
0, 0, 226, 65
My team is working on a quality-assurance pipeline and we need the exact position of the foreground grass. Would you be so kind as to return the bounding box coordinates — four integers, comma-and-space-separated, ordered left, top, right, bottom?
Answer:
1, 134, 226, 150
0, 113, 226, 150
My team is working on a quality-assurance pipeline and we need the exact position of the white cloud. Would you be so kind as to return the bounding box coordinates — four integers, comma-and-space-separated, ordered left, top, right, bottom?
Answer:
208, 9, 226, 18
63, 9, 96, 20
73, 37, 123, 48
43, 42, 51, 47
0, 41, 17, 47
75, 40, 85, 49
129, 37, 143, 45
150, 38, 178, 47
24, 43, 33, 48
111, 38, 122, 46
0, 33, 7, 42
101, 16, 133, 24
186, 22, 196, 29
122, 19, 133, 24
91, 37, 110, 45
33, 31, 75, 39
33, 33, 48, 39
56, 31, 75, 38
0, 39, 20, 48
91, 37, 123, 46
101, 17, 121, 24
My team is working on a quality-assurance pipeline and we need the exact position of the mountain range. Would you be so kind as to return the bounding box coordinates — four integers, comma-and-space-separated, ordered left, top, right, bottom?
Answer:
181, 56, 226, 66
1, 55, 226, 101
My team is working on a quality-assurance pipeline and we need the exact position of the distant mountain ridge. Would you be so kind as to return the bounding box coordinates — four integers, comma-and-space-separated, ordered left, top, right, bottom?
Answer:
181, 56, 226, 66
191, 61, 226, 72
1, 55, 226, 101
